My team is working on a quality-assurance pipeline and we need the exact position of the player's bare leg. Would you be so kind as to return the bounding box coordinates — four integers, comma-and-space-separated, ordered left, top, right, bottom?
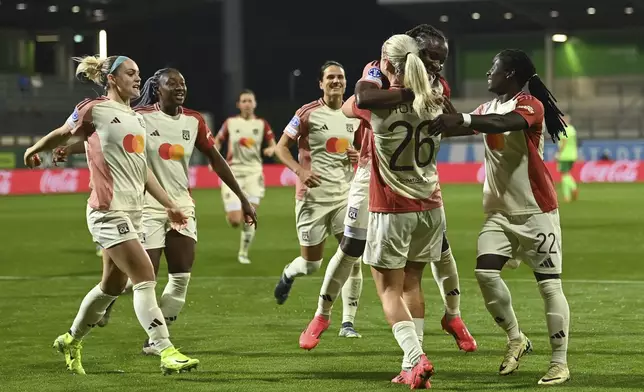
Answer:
226, 205, 257, 265
433, 237, 477, 352
535, 271, 570, 385
275, 241, 325, 305
372, 265, 434, 389
142, 231, 195, 356
475, 254, 531, 376
300, 234, 363, 350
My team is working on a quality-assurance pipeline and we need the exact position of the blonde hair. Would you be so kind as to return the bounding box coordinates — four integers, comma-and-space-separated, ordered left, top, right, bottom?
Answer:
72, 55, 118, 87
382, 34, 443, 119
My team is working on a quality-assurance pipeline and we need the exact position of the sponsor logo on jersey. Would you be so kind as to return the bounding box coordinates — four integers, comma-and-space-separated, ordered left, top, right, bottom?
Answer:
123, 134, 145, 154
325, 137, 350, 153
182, 130, 190, 140
159, 143, 185, 161
239, 137, 256, 148
117, 223, 130, 235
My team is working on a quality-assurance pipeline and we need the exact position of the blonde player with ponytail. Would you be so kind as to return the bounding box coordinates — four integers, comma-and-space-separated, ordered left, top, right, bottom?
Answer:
24, 55, 199, 375
342, 34, 447, 389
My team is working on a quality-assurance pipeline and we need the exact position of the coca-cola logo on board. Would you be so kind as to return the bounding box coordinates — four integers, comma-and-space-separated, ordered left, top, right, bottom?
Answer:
40, 169, 80, 193
280, 167, 298, 186
579, 160, 639, 183
0, 171, 11, 195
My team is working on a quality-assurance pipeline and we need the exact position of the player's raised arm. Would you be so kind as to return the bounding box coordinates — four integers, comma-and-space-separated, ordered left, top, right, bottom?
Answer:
354, 62, 414, 110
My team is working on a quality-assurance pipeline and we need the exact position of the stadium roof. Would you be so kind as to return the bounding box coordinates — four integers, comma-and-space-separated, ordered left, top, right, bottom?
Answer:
377, 0, 644, 34
0, 0, 213, 29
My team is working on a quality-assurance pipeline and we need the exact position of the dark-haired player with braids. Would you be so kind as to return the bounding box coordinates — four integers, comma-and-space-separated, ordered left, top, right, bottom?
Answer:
299, 25, 477, 377
214, 89, 276, 264
273, 61, 364, 339
429, 49, 570, 386
55, 68, 256, 355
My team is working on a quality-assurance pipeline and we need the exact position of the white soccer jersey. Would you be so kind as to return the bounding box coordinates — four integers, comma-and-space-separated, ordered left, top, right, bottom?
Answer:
352, 86, 444, 213
216, 116, 274, 175
135, 103, 216, 211
472, 92, 558, 215
284, 98, 361, 202
67, 97, 148, 211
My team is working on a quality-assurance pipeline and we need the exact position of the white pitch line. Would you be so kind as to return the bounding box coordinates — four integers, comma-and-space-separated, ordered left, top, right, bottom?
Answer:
0, 275, 643, 285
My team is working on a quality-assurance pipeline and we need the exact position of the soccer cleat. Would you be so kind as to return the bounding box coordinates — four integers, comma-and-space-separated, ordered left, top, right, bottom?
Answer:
391, 369, 412, 384
274, 272, 294, 305
299, 314, 330, 350
96, 300, 115, 328
338, 322, 362, 338
238, 254, 251, 264
142, 338, 161, 356
441, 315, 477, 352
53, 332, 85, 375
159, 346, 199, 375
538, 363, 570, 386
499, 332, 532, 376
409, 354, 434, 389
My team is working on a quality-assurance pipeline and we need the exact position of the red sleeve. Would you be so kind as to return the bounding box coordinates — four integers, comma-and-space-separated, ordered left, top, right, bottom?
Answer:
215, 119, 229, 141
352, 101, 371, 123
262, 119, 275, 141
358, 60, 384, 88
67, 99, 96, 137
512, 95, 544, 128
439, 77, 451, 99
195, 113, 216, 153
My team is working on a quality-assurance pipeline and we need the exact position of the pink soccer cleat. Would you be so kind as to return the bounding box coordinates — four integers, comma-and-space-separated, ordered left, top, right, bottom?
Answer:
410, 354, 434, 389
391, 369, 412, 384
441, 315, 478, 352
299, 314, 330, 350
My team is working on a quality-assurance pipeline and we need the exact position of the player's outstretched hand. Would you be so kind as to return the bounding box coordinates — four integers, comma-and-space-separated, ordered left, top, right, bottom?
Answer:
442, 98, 457, 114
297, 168, 322, 188
346, 147, 360, 164
23, 148, 42, 168
52, 146, 69, 166
241, 199, 258, 228
429, 113, 463, 136
166, 207, 189, 231
263, 146, 276, 157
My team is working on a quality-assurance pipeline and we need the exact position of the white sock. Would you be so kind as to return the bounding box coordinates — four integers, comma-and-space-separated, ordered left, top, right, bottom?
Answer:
283, 256, 321, 280
431, 249, 461, 317
160, 273, 191, 326
316, 247, 358, 318
69, 284, 118, 340
393, 320, 423, 369
475, 269, 521, 340
239, 224, 255, 256
538, 279, 570, 365
402, 318, 425, 370
341, 260, 363, 324
133, 281, 172, 352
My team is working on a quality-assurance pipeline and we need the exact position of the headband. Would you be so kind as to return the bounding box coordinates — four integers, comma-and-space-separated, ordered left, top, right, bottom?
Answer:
109, 56, 130, 74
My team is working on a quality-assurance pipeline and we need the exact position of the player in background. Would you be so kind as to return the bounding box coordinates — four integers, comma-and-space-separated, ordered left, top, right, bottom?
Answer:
273, 61, 364, 338
429, 49, 570, 385
56, 68, 258, 352
214, 90, 275, 264
347, 34, 446, 389
555, 115, 578, 202
299, 24, 477, 364
23, 55, 198, 375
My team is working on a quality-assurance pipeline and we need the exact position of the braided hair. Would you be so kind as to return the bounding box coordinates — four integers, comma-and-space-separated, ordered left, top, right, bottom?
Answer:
497, 49, 567, 142
132, 68, 174, 108
404, 24, 446, 74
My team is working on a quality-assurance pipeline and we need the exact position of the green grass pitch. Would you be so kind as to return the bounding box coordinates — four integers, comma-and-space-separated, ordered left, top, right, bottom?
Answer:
1, 183, 644, 391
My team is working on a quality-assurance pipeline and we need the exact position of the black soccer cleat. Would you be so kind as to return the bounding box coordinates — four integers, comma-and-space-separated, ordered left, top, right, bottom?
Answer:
274, 274, 294, 305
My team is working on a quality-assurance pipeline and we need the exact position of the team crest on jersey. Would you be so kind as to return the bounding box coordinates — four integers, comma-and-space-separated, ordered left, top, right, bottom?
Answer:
301, 230, 310, 241
236, 129, 241, 133
182, 130, 190, 140
117, 223, 130, 235
346, 124, 354, 133
253, 128, 259, 135
348, 207, 358, 220
137, 116, 146, 129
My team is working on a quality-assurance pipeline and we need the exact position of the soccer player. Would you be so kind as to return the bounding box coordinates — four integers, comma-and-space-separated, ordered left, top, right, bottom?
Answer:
273, 61, 363, 337
429, 49, 570, 385
299, 24, 477, 367
346, 33, 446, 389
214, 90, 275, 264
555, 115, 578, 202
23, 55, 198, 375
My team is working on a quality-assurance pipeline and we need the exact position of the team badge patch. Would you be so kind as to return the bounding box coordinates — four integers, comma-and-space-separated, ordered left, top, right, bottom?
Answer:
253, 128, 259, 135
117, 223, 130, 235
71, 107, 79, 123
289, 116, 300, 128
367, 67, 382, 78
301, 231, 310, 241
182, 130, 190, 140
348, 207, 358, 220
346, 124, 354, 133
